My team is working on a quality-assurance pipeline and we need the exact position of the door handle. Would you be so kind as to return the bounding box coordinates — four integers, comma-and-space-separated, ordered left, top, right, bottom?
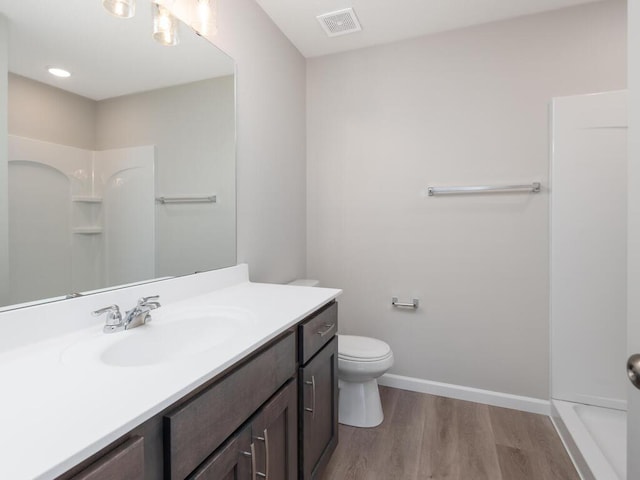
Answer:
263, 428, 270, 480
254, 429, 269, 479
304, 375, 316, 419
241, 442, 257, 480
627, 354, 640, 389
316, 323, 336, 337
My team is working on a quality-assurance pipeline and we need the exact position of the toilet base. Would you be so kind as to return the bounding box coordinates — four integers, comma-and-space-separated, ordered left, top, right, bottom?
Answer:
338, 378, 384, 428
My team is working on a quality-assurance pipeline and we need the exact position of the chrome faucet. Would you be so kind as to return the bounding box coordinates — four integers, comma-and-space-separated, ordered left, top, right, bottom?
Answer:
93, 295, 161, 334
123, 295, 161, 330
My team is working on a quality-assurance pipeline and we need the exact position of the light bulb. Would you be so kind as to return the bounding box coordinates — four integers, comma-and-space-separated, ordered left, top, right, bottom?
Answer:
102, 0, 135, 19
153, 3, 179, 46
197, 0, 210, 35
196, 0, 217, 36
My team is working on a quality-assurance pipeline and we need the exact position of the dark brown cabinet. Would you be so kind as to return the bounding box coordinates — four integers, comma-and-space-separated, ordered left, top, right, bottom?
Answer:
251, 379, 298, 480
298, 303, 338, 480
69, 436, 144, 480
188, 380, 298, 480
57, 301, 339, 480
188, 427, 252, 480
164, 333, 296, 480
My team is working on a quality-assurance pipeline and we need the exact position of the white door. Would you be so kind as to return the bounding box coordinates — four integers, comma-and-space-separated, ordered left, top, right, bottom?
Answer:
629, 1, 640, 478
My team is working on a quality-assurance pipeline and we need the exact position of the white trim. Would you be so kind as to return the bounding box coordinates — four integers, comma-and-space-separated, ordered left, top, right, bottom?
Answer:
550, 415, 589, 480
550, 401, 594, 480
553, 391, 627, 412
550, 399, 624, 480
378, 373, 551, 416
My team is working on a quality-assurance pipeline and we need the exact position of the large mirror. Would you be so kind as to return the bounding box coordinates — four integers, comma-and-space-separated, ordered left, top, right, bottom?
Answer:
0, 0, 236, 309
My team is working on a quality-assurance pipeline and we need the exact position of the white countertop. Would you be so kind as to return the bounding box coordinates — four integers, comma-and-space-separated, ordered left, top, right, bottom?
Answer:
0, 279, 340, 480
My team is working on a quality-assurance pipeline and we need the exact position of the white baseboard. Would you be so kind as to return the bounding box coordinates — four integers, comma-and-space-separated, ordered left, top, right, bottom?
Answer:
378, 373, 551, 416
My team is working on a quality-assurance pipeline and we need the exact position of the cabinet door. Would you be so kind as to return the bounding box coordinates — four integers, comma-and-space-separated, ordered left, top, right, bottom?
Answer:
165, 333, 295, 480
251, 379, 298, 480
188, 426, 252, 480
70, 436, 144, 480
300, 337, 338, 480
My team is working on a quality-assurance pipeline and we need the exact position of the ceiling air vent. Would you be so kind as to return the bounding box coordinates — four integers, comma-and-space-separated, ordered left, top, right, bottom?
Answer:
316, 8, 362, 37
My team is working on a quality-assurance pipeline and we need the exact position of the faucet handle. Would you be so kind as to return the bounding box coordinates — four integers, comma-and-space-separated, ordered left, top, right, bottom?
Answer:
138, 295, 161, 309
93, 305, 123, 333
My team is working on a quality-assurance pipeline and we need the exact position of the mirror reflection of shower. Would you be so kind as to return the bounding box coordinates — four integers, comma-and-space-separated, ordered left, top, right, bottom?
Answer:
1, 70, 235, 309
8, 136, 154, 305
0, 0, 236, 311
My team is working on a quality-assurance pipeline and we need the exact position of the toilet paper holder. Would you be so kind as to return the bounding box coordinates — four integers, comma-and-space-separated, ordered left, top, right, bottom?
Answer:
391, 297, 419, 309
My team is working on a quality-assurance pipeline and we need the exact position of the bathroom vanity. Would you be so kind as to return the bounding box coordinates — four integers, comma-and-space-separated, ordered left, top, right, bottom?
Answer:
298, 304, 339, 480
0, 265, 340, 480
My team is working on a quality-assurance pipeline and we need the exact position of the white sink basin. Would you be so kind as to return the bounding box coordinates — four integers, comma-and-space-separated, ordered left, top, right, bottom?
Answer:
61, 306, 257, 367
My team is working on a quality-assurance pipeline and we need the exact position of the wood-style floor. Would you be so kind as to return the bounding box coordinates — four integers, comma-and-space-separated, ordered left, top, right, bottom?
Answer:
321, 386, 579, 480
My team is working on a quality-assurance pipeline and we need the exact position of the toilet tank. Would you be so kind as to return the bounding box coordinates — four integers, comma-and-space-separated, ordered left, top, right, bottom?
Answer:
287, 279, 320, 287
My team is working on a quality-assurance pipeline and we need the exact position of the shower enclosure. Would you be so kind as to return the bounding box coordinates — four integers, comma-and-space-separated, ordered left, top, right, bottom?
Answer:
550, 90, 627, 479
7, 135, 155, 305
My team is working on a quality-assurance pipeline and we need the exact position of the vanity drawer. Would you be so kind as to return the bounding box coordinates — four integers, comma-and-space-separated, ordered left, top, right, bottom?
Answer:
69, 436, 144, 480
164, 332, 296, 480
299, 302, 338, 364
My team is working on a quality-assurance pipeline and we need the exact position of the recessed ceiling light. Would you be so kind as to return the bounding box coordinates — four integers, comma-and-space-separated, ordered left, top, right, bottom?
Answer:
47, 67, 71, 78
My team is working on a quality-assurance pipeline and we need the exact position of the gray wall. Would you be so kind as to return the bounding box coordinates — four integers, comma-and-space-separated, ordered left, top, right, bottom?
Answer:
306, 0, 627, 399
8, 73, 96, 149
178, 0, 308, 283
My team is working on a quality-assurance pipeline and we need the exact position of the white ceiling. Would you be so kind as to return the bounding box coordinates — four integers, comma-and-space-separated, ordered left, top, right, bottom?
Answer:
0, 0, 234, 100
254, 0, 607, 58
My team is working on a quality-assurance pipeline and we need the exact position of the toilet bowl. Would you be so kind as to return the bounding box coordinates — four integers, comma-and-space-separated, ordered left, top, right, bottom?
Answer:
338, 335, 394, 428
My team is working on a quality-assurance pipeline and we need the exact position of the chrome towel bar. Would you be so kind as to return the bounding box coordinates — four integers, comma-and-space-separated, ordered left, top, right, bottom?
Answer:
156, 195, 217, 204
427, 182, 541, 196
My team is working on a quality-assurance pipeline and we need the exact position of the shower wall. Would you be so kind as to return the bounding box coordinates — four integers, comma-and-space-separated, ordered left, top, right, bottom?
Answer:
8, 136, 154, 304
8, 137, 82, 304
550, 90, 627, 410
94, 147, 155, 287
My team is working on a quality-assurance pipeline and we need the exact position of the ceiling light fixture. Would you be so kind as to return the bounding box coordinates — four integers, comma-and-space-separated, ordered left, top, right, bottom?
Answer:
196, 0, 217, 36
153, 3, 180, 46
47, 67, 71, 78
102, 0, 136, 19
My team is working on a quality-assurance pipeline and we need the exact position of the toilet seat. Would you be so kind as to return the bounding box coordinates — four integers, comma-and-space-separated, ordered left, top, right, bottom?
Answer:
338, 335, 392, 362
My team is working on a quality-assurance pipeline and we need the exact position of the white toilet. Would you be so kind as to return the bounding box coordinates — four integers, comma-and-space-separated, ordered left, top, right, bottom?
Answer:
338, 334, 394, 428
287, 279, 394, 428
